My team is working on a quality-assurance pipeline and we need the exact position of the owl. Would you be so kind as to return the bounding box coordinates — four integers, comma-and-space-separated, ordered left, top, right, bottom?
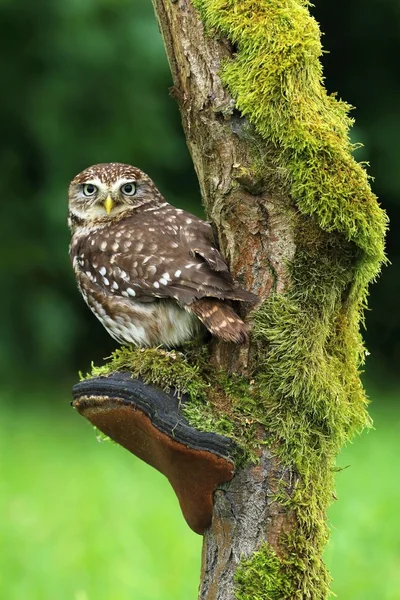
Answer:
68, 163, 256, 348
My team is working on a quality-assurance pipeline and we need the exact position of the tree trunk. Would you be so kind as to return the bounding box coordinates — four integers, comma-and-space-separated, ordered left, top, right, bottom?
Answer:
150, 2, 299, 594
148, 1, 386, 598
149, 1, 306, 598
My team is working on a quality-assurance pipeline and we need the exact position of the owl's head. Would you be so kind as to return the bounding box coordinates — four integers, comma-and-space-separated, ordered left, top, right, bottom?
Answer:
68, 163, 164, 231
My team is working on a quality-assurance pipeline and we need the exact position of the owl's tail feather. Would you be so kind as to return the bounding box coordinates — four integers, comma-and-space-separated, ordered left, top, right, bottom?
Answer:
187, 298, 249, 344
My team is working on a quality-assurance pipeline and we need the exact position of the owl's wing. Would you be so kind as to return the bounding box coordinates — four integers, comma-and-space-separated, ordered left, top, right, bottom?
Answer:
75, 210, 255, 306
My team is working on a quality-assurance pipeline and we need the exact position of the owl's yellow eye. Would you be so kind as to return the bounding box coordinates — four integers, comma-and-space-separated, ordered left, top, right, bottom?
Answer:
121, 182, 136, 196
82, 183, 98, 197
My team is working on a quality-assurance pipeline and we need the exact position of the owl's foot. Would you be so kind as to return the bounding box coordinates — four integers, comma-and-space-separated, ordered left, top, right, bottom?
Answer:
71, 372, 237, 534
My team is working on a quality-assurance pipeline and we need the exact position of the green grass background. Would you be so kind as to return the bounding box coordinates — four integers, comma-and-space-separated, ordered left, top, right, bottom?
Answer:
1, 384, 399, 600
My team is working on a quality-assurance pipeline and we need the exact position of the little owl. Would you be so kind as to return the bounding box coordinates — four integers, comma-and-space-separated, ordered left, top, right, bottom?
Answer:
68, 163, 256, 348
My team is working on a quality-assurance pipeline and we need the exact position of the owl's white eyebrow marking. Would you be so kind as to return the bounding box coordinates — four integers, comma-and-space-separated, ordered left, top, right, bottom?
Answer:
110, 177, 137, 193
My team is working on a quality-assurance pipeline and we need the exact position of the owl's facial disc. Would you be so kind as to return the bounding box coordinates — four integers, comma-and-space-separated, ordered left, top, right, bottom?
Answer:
68, 163, 164, 232
69, 177, 140, 223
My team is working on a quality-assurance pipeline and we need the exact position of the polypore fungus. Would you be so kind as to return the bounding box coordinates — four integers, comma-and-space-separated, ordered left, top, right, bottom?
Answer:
72, 372, 236, 534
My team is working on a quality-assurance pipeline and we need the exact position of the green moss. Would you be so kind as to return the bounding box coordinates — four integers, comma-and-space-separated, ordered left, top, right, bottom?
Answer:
85, 346, 210, 402
235, 544, 287, 600
187, 0, 387, 598
84, 1, 387, 598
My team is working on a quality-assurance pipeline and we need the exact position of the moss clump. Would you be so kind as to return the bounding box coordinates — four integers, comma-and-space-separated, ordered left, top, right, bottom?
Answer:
235, 543, 292, 600
193, 0, 387, 271
85, 346, 210, 402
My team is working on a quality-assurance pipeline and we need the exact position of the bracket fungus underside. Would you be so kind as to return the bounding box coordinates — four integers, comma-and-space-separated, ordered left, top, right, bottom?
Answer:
72, 372, 236, 534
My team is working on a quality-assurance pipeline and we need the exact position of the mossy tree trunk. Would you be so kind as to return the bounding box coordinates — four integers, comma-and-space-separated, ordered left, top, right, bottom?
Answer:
150, 1, 386, 599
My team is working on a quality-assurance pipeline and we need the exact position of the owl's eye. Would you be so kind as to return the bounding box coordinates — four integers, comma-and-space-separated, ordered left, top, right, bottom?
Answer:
82, 183, 98, 196
121, 182, 136, 196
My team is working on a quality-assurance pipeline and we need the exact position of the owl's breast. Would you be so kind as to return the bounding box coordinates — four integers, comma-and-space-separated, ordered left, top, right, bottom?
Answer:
76, 267, 201, 347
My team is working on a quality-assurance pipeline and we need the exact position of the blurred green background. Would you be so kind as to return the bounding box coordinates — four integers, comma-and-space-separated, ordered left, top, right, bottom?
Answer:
0, 0, 398, 598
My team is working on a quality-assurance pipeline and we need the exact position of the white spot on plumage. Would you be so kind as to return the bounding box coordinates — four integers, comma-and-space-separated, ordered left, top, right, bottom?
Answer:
174, 270, 181, 278
162, 272, 171, 281
103, 277, 109, 286
185, 263, 196, 269
121, 291, 129, 297
144, 202, 168, 212
154, 282, 160, 288
112, 242, 119, 252
136, 242, 143, 252
127, 288, 136, 297
186, 218, 192, 224
99, 266, 107, 276
112, 281, 119, 290
120, 270, 129, 280
100, 241, 107, 251
159, 278, 168, 286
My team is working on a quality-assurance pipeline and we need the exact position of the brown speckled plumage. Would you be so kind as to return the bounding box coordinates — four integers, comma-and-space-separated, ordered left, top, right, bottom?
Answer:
68, 163, 256, 347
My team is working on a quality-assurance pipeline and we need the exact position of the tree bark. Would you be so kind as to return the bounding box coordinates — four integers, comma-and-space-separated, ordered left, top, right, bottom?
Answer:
151, 1, 299, 598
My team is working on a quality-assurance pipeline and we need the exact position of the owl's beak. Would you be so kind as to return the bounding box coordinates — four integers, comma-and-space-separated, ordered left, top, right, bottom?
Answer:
104, 195, 114, 215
